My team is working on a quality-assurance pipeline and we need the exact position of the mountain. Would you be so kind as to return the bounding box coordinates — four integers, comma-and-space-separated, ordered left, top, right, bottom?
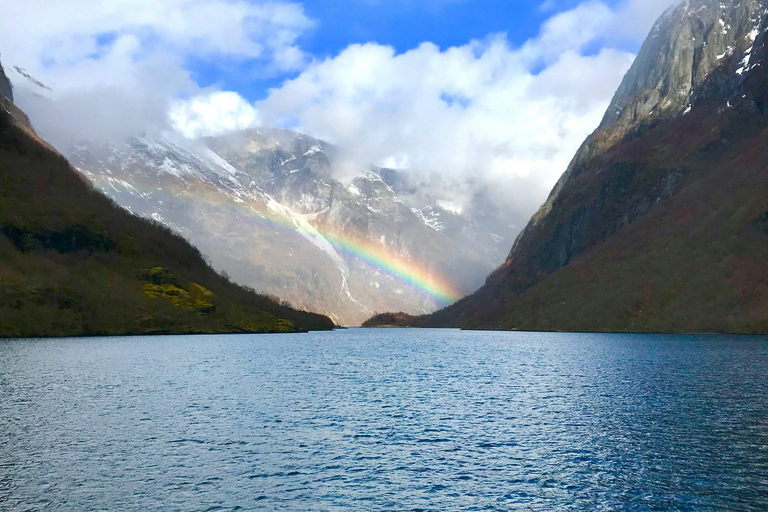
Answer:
0, 60, 335, 337
417, 0, 768, 333
66, 128, 512, 325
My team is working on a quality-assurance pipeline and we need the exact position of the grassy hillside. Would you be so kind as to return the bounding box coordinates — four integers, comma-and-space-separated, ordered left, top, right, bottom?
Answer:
0, 105, 335, 337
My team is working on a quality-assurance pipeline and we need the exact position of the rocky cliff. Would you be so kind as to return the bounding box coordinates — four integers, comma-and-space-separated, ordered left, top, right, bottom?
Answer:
419, 0, 768, 333
0, 61, 33, 130
0, 61, 12, 102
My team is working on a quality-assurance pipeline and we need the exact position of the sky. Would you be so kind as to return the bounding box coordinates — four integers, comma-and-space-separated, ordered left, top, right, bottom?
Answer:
0, 0, 681, 223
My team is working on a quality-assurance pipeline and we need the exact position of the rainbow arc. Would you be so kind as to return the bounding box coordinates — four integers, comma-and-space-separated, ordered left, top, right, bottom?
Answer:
89, 174, 462, 305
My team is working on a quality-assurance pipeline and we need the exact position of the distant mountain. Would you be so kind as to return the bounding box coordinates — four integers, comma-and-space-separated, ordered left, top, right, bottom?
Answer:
67, 128, 513, 325
0, 60, 335, 337
361, 312, 419, 328
418, 0, 768, 333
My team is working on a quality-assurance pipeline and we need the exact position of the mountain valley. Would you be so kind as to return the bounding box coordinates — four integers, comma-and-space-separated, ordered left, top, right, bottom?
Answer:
66, 129, 513, 325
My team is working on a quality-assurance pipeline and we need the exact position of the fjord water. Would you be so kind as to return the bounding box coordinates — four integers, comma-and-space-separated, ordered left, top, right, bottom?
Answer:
1, 330, 766, 511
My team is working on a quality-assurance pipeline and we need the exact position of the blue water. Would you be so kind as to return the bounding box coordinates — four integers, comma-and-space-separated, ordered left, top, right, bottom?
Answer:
1, 329, 767, 511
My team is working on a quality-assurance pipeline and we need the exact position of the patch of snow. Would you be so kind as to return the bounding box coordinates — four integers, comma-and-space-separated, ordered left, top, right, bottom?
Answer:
436, 200, 463, 216
303, 145, 323, 157
736, 44, 754, 75
159, 157, 185, 177
411, 207, 445, 232
717, 45, 733, 60
338, 266, 371, 315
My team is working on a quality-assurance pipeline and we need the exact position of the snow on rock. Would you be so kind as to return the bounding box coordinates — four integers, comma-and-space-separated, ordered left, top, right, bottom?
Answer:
436, 200, 463, 216
303, 145, 323, 157
412, 207, 445, 232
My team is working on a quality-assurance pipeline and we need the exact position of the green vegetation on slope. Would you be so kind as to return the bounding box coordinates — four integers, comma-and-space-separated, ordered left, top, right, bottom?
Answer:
0, 106, 335, 337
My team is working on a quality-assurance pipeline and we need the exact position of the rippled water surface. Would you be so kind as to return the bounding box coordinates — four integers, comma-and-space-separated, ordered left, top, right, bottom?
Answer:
1, 329, 767, 511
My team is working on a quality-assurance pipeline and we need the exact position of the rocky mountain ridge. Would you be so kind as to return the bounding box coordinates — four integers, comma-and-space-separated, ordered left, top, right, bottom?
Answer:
525, 0, 768, 255
0, 61, 13, 102
418, 0, 768, 333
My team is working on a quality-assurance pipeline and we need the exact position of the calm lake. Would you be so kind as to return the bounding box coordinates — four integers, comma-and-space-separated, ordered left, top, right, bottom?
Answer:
1, 329, 767, 511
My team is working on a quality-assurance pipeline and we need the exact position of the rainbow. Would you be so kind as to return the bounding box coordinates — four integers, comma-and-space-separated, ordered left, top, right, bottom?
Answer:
87, 172, 462, 305
315, 230, 460, 305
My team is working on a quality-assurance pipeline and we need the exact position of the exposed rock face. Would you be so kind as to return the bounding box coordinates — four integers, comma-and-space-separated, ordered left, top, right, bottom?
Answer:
0, 61, 32, 130
68, 129, 511, 325
601, 0, 767, 133
0, 61, 13, 102
526, 0, 768, 255
419, 0, 768, 333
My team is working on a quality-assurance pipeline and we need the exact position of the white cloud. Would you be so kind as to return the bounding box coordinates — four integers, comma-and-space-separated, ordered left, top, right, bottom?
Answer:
0, 0, 313, 145
521, 1, 614, 63
613, 0, 682, 41
250, 6, 639, 220
1, 0, 313, 75
170, 91, 260, 138
0, 0, 682, 221
248, 0, 680, 222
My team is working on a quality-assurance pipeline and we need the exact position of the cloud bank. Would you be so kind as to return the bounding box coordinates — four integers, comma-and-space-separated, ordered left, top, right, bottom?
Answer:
0, 0, 312, 145
258, 39, 633, 217
249, 0, 678, 217
0, 0, 681, 222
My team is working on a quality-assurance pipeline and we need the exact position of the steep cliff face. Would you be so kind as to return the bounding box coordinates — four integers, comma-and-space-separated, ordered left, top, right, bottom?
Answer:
519, 0, 768, 270
420, 0, 768, 333
600, 0, 767, 135
0, 61, 33, 130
